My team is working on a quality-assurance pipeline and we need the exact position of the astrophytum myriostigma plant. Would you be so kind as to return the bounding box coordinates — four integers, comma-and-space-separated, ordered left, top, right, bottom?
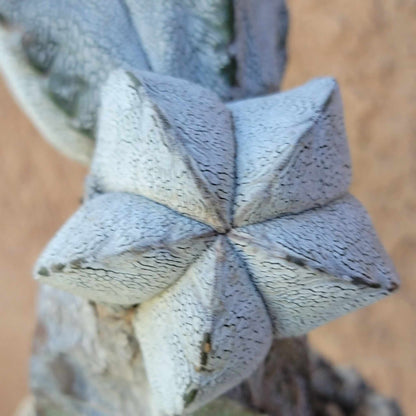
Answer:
33, 69, 399, 415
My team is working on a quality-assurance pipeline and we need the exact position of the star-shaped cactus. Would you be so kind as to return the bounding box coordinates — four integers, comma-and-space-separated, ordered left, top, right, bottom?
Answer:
34, 70, 398, 415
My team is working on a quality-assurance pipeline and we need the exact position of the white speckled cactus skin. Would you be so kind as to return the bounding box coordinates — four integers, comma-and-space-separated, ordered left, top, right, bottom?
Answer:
0, 0, 287, 163
0, 1, 399, 415
0, 0, 150, 163
33, 70, 398, 415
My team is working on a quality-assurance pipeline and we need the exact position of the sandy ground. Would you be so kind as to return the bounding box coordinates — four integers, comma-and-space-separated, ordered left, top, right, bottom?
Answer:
0, 1, 415, 415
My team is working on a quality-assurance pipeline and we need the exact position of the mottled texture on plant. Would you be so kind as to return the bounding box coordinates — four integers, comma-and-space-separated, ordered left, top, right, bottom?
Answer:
0, 0, 287, 163
33, 69, 398, 415
0, 1, 401, 415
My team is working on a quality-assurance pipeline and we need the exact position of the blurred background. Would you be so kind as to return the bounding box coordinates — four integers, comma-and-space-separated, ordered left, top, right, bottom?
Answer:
0, 1, 415, 415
